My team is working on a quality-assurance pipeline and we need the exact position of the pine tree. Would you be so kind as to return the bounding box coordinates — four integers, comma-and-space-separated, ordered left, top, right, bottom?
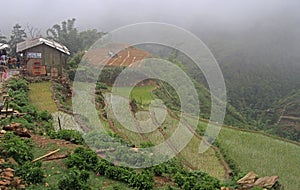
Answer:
9, 24, 27, 56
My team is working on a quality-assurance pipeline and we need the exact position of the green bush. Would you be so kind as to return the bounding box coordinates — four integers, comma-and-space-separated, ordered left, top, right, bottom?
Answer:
0, 132, 33, 164
96, 82, 108, 90
174, 170, 221, 190
8, 78, 29, 92
128, 170, 154, 190
38, 110, 52, 121
95, 159, 155, 189
49, 130, 85, 145
15, 161, 44, 184
150, 158, 182, 176
65, 147, 99, 171
57, 169, 91, 190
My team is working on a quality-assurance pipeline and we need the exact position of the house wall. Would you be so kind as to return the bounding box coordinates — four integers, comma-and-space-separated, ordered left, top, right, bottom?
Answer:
24, 44, 67, 76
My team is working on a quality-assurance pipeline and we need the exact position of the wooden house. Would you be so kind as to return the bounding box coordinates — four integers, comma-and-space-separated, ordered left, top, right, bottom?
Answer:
17, 37, 70, 77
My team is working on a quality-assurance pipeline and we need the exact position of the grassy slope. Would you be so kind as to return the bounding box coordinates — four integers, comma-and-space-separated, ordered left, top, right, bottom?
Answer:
109, 85, 156, 105
214, 125, 300, 190
105, 109, 225, 179
151, 84, 300, 189
105, 87, 226, 179
29, 138, 132, 190
272, 90, 300, 140
27, 82, 130, 189
29, 81, 300, 188
28, 82, 58, 113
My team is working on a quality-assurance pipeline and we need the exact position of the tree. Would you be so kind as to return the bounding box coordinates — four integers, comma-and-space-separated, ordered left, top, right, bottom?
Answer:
0, 32, 7, 44
47, 18, 81, 54
47, 18, 105, 54
9, 24, 27, 56
26, 24, 41, 39
79, 29, 105, 50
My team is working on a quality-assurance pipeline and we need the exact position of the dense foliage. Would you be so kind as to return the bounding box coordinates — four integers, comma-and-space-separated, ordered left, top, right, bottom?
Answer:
57, 169, 91, 190
15, 161, 44, 184
0, 132, 44, 184
49, 129, 85, 145
47, 18, 105, 54
52, 81, 72, 112
5, 78, 54, 134
174, 170, 221, 190
0, 132, 33, 164
65, 147, 98, 170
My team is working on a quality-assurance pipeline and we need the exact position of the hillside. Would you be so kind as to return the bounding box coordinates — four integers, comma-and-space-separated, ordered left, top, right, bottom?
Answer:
217, 126, 300, 190
137, 42, 300, 142
263, 89, 300, 141
1, 66, 298, 190
151, 80, 300, 189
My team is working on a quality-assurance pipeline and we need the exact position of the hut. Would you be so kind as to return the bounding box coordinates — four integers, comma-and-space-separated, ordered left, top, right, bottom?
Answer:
0, 43, 9, 57
16, 37, 70, 77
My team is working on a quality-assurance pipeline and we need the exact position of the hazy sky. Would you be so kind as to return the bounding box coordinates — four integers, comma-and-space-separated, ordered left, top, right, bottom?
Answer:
1, 0, 299, 36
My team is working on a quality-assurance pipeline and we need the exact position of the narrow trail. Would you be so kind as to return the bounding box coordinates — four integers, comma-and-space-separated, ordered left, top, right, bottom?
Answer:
102, 107, 196, 169
149, 111, 196, 170
166, 109, 233, 178
281, 116, 300, 121
133, 117, 151, 142
276, 104, 287, 125
107, 120, 130, 143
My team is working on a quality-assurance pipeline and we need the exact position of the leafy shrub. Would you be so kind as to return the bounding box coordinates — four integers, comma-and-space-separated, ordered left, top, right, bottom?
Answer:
57, 169, 91, 190
49, 129, 85, 145
128, 170, 154, 190
8, 78, 29, 92
140, 142, 154, 148
38, 110, 52, 121
0, 132, 33, 164
95, 159, 155, 189
15, 161, 44, 184
149, 158, 182, 176
65, 147, 98, 171
95, 82, 108, 90
174, 170, 221, 190
53, 82, 72, 111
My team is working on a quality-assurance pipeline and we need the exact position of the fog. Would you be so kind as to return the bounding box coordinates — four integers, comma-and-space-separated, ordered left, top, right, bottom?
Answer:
1, 0, 299, 36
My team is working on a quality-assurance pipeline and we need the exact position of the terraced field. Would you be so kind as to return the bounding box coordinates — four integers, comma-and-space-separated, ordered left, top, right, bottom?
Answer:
28, 81, 300, 188
108, 85, 156, 105
84, 45, 149, 67
104, 91, 226, 179
110, 85, 300, 188
28, 82, 58, 113
217, 126, 300, 190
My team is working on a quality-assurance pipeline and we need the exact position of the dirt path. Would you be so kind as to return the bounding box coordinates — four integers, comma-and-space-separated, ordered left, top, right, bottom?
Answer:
166, 109, 233, 178
281, 115, 300, 121
107, 120, 130, 142
31, 134, 80, 161
149, 111, 196, 170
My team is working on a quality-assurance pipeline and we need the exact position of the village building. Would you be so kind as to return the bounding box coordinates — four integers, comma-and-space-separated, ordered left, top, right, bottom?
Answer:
0, 43, 9, 55
16, 37, 70, 77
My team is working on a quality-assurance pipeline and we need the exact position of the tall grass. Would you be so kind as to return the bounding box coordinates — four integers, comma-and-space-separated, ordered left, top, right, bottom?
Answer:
217, 127, 300, 190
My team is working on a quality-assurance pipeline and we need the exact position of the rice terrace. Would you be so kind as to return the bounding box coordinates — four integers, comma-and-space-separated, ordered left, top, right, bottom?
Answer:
1, 1, 300, 189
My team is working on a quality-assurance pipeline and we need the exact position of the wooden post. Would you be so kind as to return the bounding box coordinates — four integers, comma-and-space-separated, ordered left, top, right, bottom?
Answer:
58, 116, 62, 130
5, 100, 8, 118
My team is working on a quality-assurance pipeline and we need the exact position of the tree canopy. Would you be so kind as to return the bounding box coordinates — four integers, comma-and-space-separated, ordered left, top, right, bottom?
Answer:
9, 24, 27, 56
47, 18, 105, 54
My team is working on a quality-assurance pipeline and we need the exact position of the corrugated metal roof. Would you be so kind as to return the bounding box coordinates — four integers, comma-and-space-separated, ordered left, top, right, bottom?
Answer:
0, 43, 9, 50
16, 37, 70, 55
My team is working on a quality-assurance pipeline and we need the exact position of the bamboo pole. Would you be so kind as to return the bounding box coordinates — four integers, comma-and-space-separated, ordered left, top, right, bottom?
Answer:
32, 149, 60, 163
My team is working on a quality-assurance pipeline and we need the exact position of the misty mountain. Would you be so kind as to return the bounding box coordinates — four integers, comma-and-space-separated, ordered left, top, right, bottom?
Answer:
1, 0, 299, 141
